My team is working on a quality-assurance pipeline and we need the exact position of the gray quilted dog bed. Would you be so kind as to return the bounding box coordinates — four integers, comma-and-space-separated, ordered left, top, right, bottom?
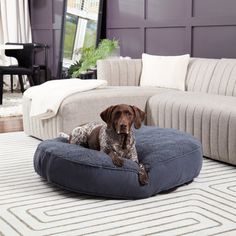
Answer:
34, 126, 203, 199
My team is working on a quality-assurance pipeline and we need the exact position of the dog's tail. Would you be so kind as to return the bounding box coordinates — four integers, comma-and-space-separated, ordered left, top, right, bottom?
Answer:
58, 132, 70, 140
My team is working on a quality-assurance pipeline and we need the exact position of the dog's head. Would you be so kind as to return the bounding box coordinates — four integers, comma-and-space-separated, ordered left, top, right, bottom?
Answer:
100, 104, 146, 134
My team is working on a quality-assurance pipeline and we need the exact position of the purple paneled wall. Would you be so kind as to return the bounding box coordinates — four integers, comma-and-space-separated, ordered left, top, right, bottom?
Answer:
106, 0, 236, 59
30, 0, 65, 79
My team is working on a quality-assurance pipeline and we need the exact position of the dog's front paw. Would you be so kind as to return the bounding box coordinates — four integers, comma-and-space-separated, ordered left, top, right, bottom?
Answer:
58, 132, 70, 140
112, 156, 124, 167
138, 164, 149, 185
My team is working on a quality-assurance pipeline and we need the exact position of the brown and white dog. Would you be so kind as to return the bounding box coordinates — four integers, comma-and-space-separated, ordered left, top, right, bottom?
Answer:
66, 104, 148, 185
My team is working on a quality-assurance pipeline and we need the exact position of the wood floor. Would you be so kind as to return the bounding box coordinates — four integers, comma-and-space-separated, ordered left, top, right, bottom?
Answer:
0, 116, 23, 133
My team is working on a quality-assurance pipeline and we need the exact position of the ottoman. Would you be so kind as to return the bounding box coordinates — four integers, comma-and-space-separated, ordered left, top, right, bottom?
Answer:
34, 126, 203, 199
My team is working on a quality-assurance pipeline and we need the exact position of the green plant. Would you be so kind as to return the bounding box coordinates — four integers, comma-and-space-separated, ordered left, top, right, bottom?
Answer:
68, 61, 81, 77
70, 39, 119, 78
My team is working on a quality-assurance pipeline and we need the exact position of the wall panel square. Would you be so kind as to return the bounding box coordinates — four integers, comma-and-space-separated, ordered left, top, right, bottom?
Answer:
193, 0, 236, 17
107, 0, 143, 28
146, 27, 187, 55
107, 29, 143, 58
193, 26, 236, 58
146, 0, 187, 20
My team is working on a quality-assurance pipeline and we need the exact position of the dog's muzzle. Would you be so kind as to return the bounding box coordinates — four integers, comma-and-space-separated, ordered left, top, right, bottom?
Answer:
117, 124, 129, 134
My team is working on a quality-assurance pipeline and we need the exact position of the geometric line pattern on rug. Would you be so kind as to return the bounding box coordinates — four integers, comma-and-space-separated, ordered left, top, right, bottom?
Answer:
0, 132, 236, 236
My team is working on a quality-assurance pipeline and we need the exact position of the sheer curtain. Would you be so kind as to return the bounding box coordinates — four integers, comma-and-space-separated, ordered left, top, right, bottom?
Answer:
0, 0, 32, 90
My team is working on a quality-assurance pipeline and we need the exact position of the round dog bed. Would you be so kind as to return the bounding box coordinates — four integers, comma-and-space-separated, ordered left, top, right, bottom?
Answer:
34, 126, 203, 199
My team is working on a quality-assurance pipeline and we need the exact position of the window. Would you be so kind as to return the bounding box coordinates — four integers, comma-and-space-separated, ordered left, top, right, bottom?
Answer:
63, 0, 100, 66
83, 19, 97, 48
64, 14, 78, 60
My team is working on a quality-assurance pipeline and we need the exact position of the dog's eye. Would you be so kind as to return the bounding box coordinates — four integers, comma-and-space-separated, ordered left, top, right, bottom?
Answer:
125, 111, 132, 116
115, 111, 121, 117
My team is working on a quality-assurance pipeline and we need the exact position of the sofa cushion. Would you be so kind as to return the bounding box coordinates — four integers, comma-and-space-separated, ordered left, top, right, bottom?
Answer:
23, 86, 170, 140
33, 126, 202, 199
147, 91, 236, 165
140, 53, 190, 90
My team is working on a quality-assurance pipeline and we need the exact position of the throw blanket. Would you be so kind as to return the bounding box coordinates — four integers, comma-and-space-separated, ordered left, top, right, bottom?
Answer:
24, 79, 107, 119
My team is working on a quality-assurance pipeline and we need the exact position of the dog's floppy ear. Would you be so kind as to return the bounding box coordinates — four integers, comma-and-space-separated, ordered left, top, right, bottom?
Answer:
100, 105, 115, 127
131, 106, 146, 129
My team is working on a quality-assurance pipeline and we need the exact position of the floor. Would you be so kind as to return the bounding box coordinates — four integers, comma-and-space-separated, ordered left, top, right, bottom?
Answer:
0, 116, 23, 133
1, 131, 236, 235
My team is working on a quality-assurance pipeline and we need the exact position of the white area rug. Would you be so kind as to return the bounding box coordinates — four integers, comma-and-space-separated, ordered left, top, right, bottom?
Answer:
0, 92, 23, 117
0, 132, 236, 235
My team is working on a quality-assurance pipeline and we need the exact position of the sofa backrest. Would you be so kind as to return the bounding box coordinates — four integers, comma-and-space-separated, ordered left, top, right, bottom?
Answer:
97, 58, 220, 91
187, 58, 236, 97
97, 57, 236, 97
185, 58, 219, 93
97, 59, 142, 86
208, 59, 236, 96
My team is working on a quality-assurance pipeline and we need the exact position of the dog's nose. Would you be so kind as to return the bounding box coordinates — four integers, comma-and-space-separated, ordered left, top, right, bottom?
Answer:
120, 124, 127, 129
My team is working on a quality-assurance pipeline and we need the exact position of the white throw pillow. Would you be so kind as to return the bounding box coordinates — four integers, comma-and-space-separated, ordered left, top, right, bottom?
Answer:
140, 53, 190, 91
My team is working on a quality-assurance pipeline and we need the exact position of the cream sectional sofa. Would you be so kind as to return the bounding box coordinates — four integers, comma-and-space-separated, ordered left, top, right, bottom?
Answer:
23, 58, 236, 165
